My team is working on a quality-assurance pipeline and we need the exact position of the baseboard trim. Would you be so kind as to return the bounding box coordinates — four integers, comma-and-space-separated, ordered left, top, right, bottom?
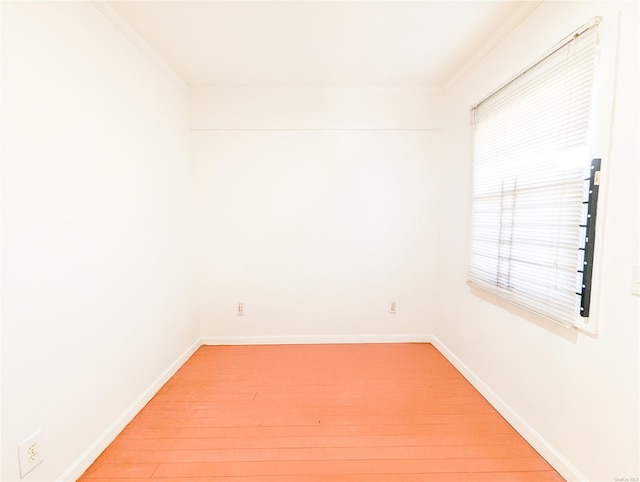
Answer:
201, 333, 434, 345
56, 338, 202, 482
58, 333, 583, 482
429, 335, 586, 482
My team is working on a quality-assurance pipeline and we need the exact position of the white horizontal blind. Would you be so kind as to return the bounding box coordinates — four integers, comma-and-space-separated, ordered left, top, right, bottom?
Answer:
469, 24, 600, 327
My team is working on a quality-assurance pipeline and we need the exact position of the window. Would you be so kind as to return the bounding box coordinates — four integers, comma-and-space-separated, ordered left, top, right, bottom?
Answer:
468, 19, 603, 328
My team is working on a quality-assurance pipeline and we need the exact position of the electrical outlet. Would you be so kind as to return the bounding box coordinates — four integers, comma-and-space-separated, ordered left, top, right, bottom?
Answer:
238, 302, 245, 316
18, 430, 44, 478
390, 301, 396, 314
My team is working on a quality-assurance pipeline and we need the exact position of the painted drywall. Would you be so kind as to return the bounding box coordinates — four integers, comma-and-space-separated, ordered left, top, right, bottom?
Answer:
2, 1, 636, 480
439, 1, 639, 480
193, 87, 443, 338
1, 2, 198, 480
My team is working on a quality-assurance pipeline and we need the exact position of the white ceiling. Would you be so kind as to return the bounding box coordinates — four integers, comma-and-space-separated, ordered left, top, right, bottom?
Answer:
109, 1, 536, 88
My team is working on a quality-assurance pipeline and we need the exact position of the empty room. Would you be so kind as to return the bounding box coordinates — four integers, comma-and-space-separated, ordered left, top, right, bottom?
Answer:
1, 1, 638, 481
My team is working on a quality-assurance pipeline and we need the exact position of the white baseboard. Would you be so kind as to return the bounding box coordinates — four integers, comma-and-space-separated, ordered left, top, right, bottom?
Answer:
201, 333, 434, 345
429, 335, 585, 482
58, 333, 582, 482
56, 338, 202, 482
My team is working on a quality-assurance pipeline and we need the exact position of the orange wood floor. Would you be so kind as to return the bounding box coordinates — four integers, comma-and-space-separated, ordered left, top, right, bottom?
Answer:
79, 343, 564, 481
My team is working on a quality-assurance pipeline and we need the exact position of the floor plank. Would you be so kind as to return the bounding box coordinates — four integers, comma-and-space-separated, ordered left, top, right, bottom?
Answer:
79, 343, 564, 481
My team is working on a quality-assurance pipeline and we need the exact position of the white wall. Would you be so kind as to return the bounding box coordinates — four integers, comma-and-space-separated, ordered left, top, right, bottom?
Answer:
193, 87, 443, 339
439, 2, 639, 480
1, 2, 198, 480
2, 2, 637, 481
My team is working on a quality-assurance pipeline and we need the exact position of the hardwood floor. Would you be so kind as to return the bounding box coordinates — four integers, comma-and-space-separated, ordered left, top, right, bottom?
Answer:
79, 343, 564, 481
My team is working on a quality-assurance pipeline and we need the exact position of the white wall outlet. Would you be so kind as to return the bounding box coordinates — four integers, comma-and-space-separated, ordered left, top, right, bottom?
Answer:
238, 302, 245, 316
390, 301, 396, 314
18, 430, 44, 478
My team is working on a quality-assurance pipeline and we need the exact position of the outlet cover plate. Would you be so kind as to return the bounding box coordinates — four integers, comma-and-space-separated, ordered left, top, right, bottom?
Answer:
18, 430, 44, 478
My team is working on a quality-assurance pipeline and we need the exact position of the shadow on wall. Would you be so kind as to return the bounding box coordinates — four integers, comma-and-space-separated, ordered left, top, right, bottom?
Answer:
469, 287, 581, 343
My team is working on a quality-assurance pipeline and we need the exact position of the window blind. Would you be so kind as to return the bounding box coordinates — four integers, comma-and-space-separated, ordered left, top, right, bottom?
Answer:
469, 23, 600, 327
